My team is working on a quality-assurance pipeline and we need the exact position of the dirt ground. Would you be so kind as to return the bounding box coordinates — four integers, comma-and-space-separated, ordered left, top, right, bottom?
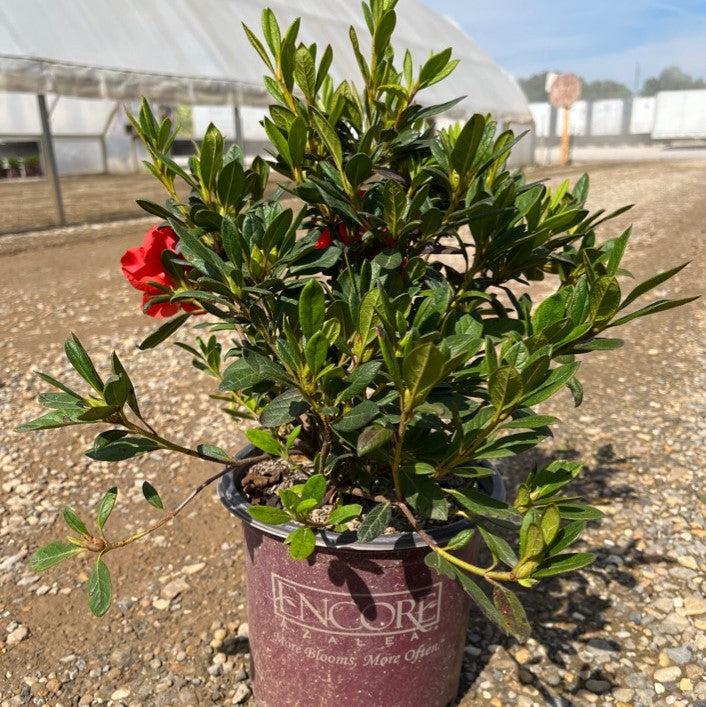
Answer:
0, 160, 704, 706
0, 174, 184, 235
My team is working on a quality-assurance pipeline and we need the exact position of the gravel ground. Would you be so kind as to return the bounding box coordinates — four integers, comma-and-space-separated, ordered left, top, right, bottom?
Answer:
0, 160, 704, 706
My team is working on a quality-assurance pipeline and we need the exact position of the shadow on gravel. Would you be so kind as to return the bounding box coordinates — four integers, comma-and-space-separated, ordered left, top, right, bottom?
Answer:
455, 443, 672, 705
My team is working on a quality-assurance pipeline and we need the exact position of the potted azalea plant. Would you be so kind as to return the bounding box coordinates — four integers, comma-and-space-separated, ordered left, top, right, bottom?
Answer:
19, 2, 695, 705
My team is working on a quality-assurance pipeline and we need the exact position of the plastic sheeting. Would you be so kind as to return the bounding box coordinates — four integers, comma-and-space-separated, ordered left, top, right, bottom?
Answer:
528, 103, 552, 138
0, 0, 531, 124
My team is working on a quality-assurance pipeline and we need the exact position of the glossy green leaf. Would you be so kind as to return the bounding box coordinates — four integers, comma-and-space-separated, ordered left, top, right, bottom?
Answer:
247, 505, 291, 525
30, 541, 83, 572
357, 503, 391, 542
87, 558, 112, 617
245, 428, 284, 456
96, 487, 118, 530
63, 507, 89, 536
533, 552, 596, 577
285, 526, 316, 560
142, 481, 164, 510
65, 334, 103, 393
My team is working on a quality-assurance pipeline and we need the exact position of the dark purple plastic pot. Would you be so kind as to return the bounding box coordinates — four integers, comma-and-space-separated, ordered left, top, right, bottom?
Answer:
219, 447, 505, 707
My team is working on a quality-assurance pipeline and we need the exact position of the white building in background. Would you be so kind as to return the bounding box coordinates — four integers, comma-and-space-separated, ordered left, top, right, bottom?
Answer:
653, 90, 706, 140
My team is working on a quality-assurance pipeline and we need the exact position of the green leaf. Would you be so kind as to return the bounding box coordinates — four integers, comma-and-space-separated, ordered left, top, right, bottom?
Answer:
63, 507, 89, 536
245, 428, 284, 456
87, 558, 112, 617
400, 469, 448, 520
65, 334, 103, 393
96, 487, 118, 530
30, 541, 83, 572
402, 343, 446, 406
521, 362, 579, 406
285, 526, 316, 560
138, 313, 190, 350
489, 366, 523, 412
260, 8, 281, 56
477, 525, 518, 567
16, 410, 82, 432
217, 159, 245, 209
294, 46, 316, 100
195, 444, 232, 462
242, 22, 274, 71
605, 228, 631, 275
445, 528, 475, 551
357, 503, 392, 542
247, 505, 291, 525
492, 584, 531, 643
85, 434, 161, 462
589, 276, 621, 323
345, 153, 373, 188
533, 552, 596, 577
327, 504, 362, 526
260, 389, 308, 427
288, 116, 307, 166
446, 488, 521, 523
301, 474, 326, 504
333, 400, 379, 432
547, 521, 586, 555
311, 108, 343, 171
501, 415, 558, 430
199, 123, 224, 191
35, 371, 82, 398
336, 361, 381, 403
142, 481, 164, 510
557, 503, 604, 521
428, 555, 506, 630
540, 506, 561, 545
357, 425, 393, 456
299, 279, 326, 340
608, 297, 698, 328
305, 331, 329, 374
296, 498, 318, 515
619, 262, 689, 310
451, 114, 486, 175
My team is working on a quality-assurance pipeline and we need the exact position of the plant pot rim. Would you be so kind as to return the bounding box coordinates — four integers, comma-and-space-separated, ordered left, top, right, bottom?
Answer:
218, 445, 506, 552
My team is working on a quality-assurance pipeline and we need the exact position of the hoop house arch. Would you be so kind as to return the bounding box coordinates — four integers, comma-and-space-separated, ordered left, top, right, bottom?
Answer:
0, 0, 532, 226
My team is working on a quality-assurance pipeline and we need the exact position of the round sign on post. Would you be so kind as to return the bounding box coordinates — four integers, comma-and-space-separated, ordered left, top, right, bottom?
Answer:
549, 73, 582, 166
549, 73, 582, 109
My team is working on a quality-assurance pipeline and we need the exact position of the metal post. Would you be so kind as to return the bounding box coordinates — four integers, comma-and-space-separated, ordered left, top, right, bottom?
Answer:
37, 94, 66, 226
233, 103, 244, 154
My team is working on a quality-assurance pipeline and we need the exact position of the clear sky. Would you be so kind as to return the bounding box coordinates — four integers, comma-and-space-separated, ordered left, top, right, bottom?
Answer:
422, 0, 706, 87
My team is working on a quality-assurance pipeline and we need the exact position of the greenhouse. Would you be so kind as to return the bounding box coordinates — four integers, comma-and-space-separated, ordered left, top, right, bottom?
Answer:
0, 0, 533, 227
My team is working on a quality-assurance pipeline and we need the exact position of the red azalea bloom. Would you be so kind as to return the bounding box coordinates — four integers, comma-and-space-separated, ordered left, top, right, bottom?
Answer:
315, 228, 333, 250
336, 223, 350, 246
120, 225, 199, 318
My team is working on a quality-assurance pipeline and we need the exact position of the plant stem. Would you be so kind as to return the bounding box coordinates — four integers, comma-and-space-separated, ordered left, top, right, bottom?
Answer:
394, 501, 513, 582
104, 456, 266, 551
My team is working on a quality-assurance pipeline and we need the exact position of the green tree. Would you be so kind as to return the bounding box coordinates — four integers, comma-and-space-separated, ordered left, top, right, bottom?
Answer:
642, 66, 706, 96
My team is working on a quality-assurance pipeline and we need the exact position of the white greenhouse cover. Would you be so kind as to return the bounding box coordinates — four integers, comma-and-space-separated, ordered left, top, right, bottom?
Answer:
0, 0, 531, 123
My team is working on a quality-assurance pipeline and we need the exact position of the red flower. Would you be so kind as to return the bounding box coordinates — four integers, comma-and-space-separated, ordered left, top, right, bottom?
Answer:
336, 223, 350, 246
120, 225, 199, 318
315, 228, 333, 250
